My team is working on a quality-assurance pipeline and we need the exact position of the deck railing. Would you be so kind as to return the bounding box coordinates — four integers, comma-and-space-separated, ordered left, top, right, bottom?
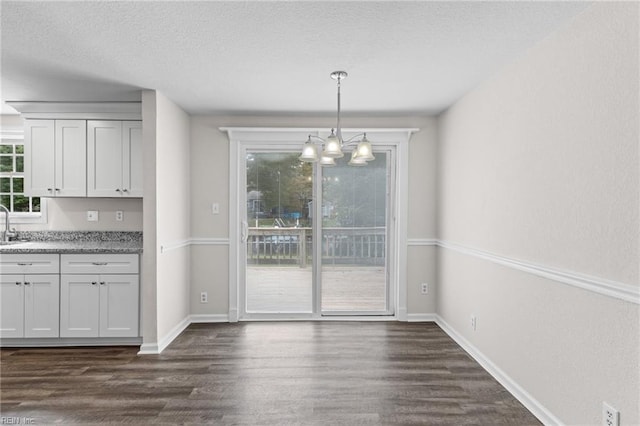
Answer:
247, 227, 385, 266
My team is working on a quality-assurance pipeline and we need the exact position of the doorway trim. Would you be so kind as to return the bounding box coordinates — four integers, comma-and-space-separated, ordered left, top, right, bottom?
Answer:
223, 127, 418, 322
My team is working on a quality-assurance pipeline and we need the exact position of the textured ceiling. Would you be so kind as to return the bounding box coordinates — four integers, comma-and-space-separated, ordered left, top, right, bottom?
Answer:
1, 1, 590, 116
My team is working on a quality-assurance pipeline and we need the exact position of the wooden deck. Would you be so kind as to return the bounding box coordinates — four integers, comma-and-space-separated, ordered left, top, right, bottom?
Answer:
246, 265, 387, 313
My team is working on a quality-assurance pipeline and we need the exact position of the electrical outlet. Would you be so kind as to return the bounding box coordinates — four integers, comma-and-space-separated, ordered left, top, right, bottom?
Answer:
603, 402, 619, 426
421, 283, 429, 294
87, 210, 99, 222
200, 292, 208, 303
116, 211, 124, 221
471, 315, 477, 331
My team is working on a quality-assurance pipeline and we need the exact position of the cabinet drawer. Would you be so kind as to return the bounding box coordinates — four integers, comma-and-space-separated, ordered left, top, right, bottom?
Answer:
0, 254, 59, 274
61, 254, 139, 274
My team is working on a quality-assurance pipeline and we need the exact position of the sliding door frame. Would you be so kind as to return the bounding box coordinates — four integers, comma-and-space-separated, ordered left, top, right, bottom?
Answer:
224, 127, 417, 322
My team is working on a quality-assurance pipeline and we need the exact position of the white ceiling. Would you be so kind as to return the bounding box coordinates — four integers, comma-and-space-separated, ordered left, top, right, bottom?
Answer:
1, 1, 590, 116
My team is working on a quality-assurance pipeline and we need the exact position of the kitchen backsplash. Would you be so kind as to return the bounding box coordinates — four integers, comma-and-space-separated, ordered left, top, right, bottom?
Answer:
13, 198, 143, 232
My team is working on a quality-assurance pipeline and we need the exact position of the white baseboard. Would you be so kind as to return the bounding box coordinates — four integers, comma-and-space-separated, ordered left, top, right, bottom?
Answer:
138, 314, 230, 354
190, 314, 229, 323
406, 313, 438, 322
434, 315, 563, 426
137, 343, 160, 355
138, 316, 191, 355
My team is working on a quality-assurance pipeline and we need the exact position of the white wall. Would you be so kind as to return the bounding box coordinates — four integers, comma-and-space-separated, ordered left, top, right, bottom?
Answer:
154, 92, 191, 341
140, 90, 191, 350
437, 3, 639, 424
189, 115, 438, 317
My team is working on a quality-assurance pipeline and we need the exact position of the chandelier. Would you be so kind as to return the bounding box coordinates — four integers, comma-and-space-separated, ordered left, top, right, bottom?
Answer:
299, 71, 375, 167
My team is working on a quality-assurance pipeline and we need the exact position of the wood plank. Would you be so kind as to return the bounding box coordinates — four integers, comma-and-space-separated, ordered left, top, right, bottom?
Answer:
0, 322, 541, 425
246, 266, 386, 312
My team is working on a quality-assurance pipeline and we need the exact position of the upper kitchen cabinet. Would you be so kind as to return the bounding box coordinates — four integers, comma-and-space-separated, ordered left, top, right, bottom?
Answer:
87, 121, 143, 197
24, 120, 87, 197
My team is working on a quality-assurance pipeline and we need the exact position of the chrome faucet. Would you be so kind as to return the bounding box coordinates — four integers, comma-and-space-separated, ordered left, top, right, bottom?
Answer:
0, 204, 17, 243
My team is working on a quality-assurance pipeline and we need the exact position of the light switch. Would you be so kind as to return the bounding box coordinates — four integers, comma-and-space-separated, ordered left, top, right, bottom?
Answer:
212, 203, 220, 214
87, 210, 99, 222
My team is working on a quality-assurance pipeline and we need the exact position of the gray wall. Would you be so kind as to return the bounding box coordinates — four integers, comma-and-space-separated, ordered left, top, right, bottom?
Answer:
437, 3, 639, 423
189, 115, 438, 317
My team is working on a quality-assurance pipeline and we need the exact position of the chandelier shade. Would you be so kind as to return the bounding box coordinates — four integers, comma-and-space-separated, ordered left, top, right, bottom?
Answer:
348, 148, 368, 166
299, 136, 320, 162
355, 135, 375, 161
319, 156, 337, 167
322, 131, 344, 158
300, 71, 375, 167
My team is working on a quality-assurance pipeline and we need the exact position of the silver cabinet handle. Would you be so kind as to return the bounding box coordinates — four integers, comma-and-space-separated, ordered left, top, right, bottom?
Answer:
92, 262, 108, 266
47, 188, 53, 192
15, 282, 21, 286
24, 282, 30, 286
17, 263, 33, 266
122, 189, 128, 193
99, 282, 106, 286
91, 282, 97, 285
115, 189, 121, 192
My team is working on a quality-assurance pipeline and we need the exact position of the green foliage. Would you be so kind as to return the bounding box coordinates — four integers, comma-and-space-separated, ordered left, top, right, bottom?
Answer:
0, 156, 12, 172
246, 152, 388, 228
246, 153, 313, 219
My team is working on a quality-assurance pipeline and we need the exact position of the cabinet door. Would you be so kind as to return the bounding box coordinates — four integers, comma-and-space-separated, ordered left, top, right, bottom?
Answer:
0, 275, 25, 338
24, 274, 60, 338
55, 120, 87, 197
122, 121, 143, 197
87, 121, 123, 197
99, 274, 139, 337
60, 274, 100, 338
24, 120, 55, 197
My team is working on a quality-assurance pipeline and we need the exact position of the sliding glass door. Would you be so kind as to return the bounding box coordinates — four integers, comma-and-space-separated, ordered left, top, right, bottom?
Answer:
320, 153, 391, 314
243, 151, 313, 314
240, 145, 394, 318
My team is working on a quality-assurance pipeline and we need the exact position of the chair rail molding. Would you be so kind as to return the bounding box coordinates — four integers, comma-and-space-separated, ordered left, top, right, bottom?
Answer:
160, 237, 231, 253
437, 240, 639, 305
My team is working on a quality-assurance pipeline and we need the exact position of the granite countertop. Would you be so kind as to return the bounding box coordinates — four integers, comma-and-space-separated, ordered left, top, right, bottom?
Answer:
0, 231, 143, 254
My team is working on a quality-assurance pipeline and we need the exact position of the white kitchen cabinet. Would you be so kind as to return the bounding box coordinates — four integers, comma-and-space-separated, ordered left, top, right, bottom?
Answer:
0, 275, 24, 338
24, 119, 87, 197
0, 252, 61, 338
87, 120, 142, 197
60, 254, 139, 338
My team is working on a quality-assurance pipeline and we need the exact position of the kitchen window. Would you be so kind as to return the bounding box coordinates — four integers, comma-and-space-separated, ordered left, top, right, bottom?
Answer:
0, 128, 46, 223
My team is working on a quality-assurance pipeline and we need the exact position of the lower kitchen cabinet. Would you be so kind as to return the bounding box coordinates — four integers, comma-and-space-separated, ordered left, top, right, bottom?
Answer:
0, 274, 60, 338
0, 253, 140, 344
60, 274, 139, 338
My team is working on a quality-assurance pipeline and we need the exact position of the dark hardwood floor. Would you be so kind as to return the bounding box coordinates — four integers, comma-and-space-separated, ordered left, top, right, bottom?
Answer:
1, 322, 541, 425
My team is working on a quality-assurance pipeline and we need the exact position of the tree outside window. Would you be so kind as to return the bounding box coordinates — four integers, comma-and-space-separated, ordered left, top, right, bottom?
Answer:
0, 139, 41, 214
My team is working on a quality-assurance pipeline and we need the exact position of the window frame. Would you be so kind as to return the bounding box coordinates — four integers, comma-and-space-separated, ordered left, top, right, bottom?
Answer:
0, 127, 47, 224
